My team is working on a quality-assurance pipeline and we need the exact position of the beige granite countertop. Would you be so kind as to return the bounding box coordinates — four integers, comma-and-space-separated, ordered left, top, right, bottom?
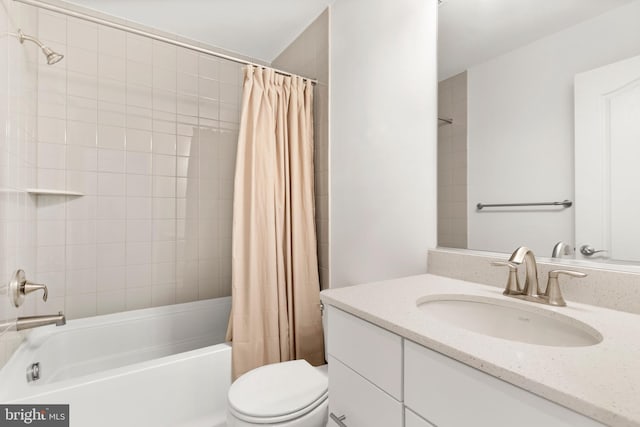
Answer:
320, 274, 640, 427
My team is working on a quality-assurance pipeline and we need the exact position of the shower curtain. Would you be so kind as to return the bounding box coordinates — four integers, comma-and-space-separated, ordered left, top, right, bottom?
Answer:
226, 66, 325, 379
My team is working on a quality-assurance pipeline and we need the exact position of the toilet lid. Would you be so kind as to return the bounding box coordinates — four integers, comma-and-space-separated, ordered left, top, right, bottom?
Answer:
228, 360, 328, 422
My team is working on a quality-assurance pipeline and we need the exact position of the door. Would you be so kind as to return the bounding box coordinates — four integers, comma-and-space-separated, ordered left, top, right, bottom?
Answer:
575, 54, 640, 262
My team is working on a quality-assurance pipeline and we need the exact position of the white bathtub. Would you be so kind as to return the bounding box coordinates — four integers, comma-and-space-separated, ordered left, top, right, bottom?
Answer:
0, 297, 232, 427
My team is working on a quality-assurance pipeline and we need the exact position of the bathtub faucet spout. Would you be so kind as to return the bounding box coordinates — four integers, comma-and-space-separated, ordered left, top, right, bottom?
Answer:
15, 311, 66, 331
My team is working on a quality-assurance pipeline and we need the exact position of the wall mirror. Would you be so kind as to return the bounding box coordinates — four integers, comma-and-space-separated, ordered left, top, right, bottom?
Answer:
436, 0, 640, 267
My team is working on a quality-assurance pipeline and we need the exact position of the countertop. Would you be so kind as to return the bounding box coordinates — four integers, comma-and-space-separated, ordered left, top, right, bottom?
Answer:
320, 274, 640, 427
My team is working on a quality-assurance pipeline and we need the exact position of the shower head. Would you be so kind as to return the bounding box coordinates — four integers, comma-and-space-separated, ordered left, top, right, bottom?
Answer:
17, 29, 64, 65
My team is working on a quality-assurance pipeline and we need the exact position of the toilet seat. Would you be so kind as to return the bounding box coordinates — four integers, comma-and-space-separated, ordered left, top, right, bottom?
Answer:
228, 360, 328, 424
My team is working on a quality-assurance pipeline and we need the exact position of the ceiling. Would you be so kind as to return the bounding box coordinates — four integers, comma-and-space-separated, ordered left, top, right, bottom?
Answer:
438, 0, 636, 81
65, 0, 334, 63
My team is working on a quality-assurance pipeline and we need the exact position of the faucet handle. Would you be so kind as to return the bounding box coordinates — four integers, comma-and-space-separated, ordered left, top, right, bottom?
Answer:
490, 261, 521, 295
22, 282, 48, 302
544, 270, 587, 307
8, 270, 48, 307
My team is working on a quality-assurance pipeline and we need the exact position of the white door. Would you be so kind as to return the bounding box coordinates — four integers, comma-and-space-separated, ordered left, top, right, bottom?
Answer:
575, 54, 640, 262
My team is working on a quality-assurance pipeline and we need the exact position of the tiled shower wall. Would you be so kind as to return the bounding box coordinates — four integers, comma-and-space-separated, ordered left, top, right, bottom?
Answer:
0, 0, 38, 364
32, 7, 243, 319
437, 71, 467, 249
272, 9, 329, 289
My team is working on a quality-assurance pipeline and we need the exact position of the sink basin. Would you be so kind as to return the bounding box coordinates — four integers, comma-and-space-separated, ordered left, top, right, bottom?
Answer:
417, 295, 602, 347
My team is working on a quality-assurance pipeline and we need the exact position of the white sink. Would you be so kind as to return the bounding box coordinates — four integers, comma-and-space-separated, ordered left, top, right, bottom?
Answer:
417, 295, 602, 347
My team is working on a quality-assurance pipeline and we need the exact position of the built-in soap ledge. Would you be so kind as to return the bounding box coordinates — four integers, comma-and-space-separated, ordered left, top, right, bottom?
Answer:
26, 188, 84, 197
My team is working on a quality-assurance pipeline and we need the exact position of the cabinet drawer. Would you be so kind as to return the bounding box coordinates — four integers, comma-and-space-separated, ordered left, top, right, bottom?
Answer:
405, 408, 436, 427
404, 341, 603, 427
328, 356, 403, 427
327, 306, 402, 399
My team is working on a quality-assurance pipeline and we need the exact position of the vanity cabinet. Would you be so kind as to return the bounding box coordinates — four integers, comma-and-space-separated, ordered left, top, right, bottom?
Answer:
404, 341, 603, 427
326, 306, 603, 427
327, 306, 403, 427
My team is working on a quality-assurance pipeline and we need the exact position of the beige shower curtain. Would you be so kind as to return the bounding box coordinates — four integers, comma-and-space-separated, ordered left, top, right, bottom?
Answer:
226, 66, 325, 380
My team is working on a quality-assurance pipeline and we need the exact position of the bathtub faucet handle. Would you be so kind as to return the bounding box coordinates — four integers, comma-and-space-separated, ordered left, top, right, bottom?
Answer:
23, 281, 48, 302
9, 270, 48, 307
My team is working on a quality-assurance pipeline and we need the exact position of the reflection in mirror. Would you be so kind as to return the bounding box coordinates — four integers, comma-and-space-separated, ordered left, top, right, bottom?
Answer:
437, 0, 640, 266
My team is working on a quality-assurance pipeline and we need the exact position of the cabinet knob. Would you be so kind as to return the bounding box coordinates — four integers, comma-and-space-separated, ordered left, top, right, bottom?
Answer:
330, 412, 348, 427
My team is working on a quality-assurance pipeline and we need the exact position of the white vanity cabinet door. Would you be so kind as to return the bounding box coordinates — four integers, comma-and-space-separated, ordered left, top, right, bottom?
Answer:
327, 306, 403, 399
405, 408, 436, 427
328, 356, 403, 427
404, 341, 604, 427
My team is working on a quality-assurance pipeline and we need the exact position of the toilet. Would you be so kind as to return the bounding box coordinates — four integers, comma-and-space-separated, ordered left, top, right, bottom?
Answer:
226, 312, 329, 426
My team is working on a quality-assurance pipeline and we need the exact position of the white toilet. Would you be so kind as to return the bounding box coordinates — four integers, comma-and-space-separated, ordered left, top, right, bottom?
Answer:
226, 313, 329, 426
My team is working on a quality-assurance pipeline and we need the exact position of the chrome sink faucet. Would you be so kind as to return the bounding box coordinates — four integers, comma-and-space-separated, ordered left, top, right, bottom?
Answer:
492, 246, 587, 307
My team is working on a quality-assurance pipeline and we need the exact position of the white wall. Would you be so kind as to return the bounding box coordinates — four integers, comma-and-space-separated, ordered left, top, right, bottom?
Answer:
272, 9, 330, 289
467, 1, 640, 256
330, 0, 438, 287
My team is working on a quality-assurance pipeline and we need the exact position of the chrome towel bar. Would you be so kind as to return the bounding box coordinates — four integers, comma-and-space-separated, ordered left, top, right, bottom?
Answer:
476, 200, 572, 210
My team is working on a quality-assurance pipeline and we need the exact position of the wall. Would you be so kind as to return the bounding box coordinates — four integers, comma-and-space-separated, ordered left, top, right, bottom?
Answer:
31, 5, 244, 320
330, 0, 438, 287
272, 9, 329, 289
0, 0, 39, 365
437, 71, 467, 249
467, 1, 640, 256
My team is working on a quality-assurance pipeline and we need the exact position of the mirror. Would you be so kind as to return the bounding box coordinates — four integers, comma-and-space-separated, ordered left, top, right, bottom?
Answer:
436, 0, 640, 266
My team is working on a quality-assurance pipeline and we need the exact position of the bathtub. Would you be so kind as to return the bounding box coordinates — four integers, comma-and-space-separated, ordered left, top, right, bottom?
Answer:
0, 297, 232, 427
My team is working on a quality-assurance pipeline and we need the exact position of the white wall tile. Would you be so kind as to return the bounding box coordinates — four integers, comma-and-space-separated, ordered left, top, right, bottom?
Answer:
38, 220, 65, 246
98, 172, 126, 196
66, 268, 97, 295
177, 49, 198, 75
98, 149, 125, 173
152, 153, 176, 176
152, 132, 176, 155
97, 289, 126, 314
67, 72, 97, 99
126, 129, 152, 152
97, 196, 126, 220
126, 219, 152, 242
99, 27, 126, 58
39, 11, 67, 44
126, 151, 152, 175
38, 117, 66, 144
125, 286, 151, 310
20, 14, 245, 332
126, 174, 152, 197
126, 197, 152, 219
198, 55, 218, 80
37, 245, 65, 273
66, 244, 96, 270
66, 220, 96, 245
96, 219, 125, 243
67, 121, 97, 147
151, 284, 176, 306
97, 125, 125, 149
38, 143, 66, 169
97, 243, 125, 267
126, 34, 152, 64
67, 17, 97, 51
66, 292, 97, 319
97, 266, 126, 291
68, 96, 97, 123
98, 55, 126, 81
67, 47, 98, 76
98, 79, 126, 105
67, 171, 97, 194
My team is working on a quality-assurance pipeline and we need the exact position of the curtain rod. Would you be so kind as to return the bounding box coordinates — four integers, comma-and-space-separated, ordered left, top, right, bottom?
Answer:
13, 0, 318, 85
